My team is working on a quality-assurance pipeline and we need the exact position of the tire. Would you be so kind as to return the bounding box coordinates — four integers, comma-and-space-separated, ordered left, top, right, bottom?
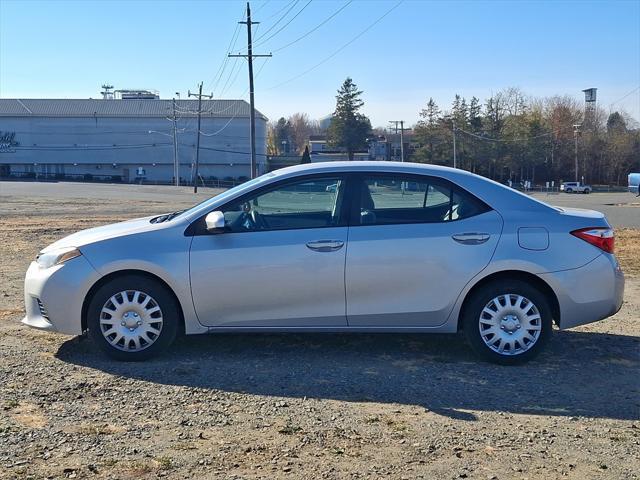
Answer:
565, 188, 573, 193
87, 274, 179, 361
461, 279, 553, 365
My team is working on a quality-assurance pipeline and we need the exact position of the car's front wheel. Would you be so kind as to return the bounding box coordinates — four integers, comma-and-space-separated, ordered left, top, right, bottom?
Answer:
462, 279, 552, 365
87, 274, 179, 361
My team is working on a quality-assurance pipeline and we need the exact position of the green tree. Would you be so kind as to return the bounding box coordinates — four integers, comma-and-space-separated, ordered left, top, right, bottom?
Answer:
607, 112, 627, 133
413, 98, 446, 164
327, 78, 372, 160
275, 117, 292, 153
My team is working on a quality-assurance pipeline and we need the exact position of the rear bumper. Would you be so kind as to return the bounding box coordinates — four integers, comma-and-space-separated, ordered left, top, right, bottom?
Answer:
23, 256, 100, 335
540, 253, 625, 330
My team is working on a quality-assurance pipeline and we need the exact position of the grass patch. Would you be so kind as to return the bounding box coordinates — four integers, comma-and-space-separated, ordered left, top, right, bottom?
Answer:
616, 228, 640, 276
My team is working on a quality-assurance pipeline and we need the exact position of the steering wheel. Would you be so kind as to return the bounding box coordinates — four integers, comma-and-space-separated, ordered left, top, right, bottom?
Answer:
250, 209, 267, 230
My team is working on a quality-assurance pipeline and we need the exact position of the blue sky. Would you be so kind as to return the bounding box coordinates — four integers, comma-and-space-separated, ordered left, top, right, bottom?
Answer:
1, 0, 639, 127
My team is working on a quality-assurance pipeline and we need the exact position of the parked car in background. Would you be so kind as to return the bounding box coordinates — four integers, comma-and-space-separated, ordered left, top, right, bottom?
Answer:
560, 181, 591, 194
629, 173, 639, 194
23, 162, 624, 365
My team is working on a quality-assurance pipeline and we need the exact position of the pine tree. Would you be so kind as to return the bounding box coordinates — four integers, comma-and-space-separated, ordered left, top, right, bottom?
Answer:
300, 145, 311, 164
414, 98, 444, 164
327, 78, 372, 161
419, 98, 441, 128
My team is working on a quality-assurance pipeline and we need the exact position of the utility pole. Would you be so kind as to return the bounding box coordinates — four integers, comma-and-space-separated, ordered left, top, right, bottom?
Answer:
399, 120, 405, 162
573, 124, 581, 182
388, 120, 406, 162
172, 98, 179, 187
229, 2, 272, 179
188, 82, 213, 193
452, 119, 457, 169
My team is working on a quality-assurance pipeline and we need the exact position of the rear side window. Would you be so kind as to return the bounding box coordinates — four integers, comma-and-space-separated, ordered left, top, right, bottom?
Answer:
357, 174, 490, 225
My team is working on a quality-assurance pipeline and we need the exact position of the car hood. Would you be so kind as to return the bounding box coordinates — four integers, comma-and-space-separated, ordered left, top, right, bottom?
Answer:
43, 216, 161, 251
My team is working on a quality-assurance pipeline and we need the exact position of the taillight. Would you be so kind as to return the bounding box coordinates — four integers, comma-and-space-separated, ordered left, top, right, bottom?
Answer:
571, 227, 615, 254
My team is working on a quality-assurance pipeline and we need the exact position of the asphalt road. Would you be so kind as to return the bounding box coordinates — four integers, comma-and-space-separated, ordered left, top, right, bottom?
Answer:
529, 191, 640, 228
1, 181, 638, 227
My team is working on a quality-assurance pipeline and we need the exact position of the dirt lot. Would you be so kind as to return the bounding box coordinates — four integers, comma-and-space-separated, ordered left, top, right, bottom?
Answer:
0, 184, 639, 480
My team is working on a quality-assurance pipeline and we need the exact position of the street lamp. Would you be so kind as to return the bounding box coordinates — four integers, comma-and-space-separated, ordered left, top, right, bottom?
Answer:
573, 124, 581, 183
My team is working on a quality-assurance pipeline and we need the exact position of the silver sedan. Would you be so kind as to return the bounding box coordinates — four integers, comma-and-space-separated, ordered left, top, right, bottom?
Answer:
23, 162, 625, 364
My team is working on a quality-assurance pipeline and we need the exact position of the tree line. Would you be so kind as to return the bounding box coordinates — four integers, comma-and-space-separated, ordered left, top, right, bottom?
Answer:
268, 80, 639, 185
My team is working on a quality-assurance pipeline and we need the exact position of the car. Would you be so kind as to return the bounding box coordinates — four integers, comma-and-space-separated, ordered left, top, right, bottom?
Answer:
23, 162, 624, 364
629, 173, 639, 195
560, 181, 591, 194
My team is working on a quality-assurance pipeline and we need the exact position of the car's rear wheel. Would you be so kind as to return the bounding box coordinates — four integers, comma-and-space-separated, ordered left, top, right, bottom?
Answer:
462, 279, 552, 365
566, 188, 573, 193
87, 274, 178, 361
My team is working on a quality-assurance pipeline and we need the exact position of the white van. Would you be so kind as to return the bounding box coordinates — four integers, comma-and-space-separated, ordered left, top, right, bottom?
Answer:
629, 173, 639, 194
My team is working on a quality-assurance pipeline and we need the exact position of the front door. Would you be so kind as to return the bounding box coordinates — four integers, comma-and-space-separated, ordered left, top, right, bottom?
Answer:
346, 173, 503, 327
190, 175, 349, 327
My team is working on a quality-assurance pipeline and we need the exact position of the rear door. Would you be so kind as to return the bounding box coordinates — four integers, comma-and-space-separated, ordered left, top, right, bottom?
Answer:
345, 173, 503, 327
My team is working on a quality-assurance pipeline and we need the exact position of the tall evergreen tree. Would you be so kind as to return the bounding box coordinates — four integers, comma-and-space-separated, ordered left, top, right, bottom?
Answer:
300, 145, 311, 164
327, 78, 372, 161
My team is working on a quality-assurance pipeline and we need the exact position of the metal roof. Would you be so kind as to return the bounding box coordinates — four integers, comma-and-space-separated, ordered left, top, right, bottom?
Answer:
0, 99, 267, 120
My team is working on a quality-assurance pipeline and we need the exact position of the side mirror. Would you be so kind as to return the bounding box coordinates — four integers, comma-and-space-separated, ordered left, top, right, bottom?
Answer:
205, 211, 226, 232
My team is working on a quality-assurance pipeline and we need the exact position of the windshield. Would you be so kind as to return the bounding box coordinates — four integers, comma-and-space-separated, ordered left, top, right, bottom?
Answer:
173, 173, 277, 220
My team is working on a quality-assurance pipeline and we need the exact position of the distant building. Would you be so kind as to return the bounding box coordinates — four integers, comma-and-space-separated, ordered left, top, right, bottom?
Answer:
318, 114, 333, 131
303, 131, 417, 163
307, 135, 369, 162
0, 98, 267, 183
368, 130, 417, 162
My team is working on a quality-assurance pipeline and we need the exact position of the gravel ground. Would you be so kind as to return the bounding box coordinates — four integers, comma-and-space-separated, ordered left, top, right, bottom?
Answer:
0, 184, 639, 480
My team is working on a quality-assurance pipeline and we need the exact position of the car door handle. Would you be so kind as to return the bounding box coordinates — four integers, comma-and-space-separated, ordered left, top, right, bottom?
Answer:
452, 233, 490, 245
306, 240, 345, 252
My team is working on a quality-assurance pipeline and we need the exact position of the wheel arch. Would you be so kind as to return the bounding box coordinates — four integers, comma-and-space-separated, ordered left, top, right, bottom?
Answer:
458, 270, 561, 331
81, 269, 186, 335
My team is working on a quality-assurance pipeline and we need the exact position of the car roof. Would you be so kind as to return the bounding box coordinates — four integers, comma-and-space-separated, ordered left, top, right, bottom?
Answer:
272, 161, 459, 177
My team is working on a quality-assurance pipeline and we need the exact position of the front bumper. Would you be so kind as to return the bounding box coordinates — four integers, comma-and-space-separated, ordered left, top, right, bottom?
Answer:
23, 255, 101, 335
540, 253, 625, 330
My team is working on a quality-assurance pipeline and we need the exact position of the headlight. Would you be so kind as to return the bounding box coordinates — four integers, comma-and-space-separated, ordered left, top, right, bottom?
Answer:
36, 247, 82, 269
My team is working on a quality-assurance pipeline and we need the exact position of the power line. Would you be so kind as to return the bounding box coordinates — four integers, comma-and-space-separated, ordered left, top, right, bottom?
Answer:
255, 0, 270, 12
271, 0, 353, 52
200, 58, 271, 138
206, 5, 246, 95
252, 0, 313, 48
455, 126, 551, 143
608, 86, 640, 108
253, 0, 299, 42
264, 0, 296, 20
14, 143, 172, 151
194, 144, 270, 157
453, 124, 578, 143
264, 0, 403, 91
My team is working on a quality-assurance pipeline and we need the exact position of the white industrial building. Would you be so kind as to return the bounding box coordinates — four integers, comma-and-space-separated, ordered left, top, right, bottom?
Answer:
0, 98, 267, 184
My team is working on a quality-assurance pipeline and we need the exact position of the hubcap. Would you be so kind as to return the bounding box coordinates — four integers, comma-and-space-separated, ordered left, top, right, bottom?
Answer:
99, 290, 163, 352
479, 294, 542, 356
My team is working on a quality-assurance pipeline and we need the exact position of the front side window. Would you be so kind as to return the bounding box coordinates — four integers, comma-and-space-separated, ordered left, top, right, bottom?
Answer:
358, 175, 489, 225
222, 177, 345, 232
